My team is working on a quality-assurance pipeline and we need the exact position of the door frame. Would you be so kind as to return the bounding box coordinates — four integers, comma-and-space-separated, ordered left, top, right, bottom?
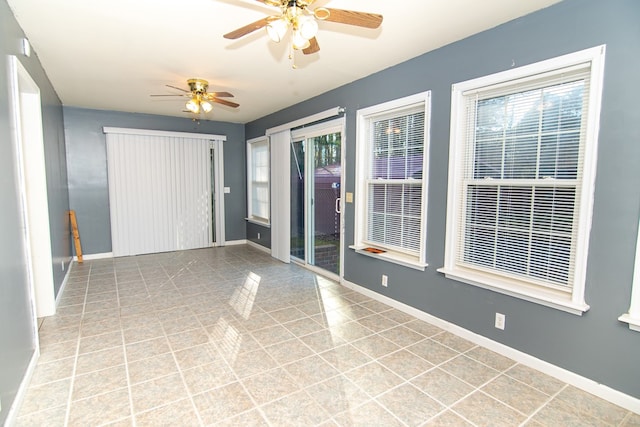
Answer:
290, 117, 346, 280
8, 55, 55, 319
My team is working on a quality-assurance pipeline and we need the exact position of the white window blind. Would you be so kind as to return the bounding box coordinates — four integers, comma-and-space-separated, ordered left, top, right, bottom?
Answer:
354, 92, 431, 269
441, 46, 606, 314
366, 106, 425, 255
247, 137, 270, 224
459, 67, 590, 290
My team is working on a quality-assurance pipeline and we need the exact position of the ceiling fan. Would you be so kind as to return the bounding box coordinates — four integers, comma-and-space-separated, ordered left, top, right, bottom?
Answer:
223, 0, 383, 56
150, 78, 239, 114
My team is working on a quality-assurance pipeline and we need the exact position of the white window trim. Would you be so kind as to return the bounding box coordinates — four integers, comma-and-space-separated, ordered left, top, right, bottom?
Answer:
352, 91, 431, 271
438, 45, 606, 315
619, 216, 640, 331
246, 136, 270, 226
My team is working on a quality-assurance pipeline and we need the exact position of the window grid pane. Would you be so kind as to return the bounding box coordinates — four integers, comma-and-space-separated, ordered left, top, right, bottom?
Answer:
459, 77, 588, 290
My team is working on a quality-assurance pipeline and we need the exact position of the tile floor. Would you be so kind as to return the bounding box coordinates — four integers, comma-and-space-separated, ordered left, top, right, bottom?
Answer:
15, 246, 640, 426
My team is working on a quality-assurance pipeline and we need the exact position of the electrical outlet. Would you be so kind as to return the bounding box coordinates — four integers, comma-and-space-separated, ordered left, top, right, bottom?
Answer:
61, 261, 65, 271
495, 313, 506, 330
381, 274, 388, 287
257, 232, 261, 240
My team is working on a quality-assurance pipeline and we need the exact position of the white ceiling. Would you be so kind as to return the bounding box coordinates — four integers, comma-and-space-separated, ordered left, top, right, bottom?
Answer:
7, 0, 561, 124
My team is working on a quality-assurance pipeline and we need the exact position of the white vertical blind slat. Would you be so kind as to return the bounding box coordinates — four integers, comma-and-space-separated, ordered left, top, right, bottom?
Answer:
106, 132, 216, 257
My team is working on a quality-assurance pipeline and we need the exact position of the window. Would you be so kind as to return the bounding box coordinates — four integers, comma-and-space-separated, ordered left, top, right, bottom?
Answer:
353, 92, 431, 270
247, 136, 270, 225
440, 46, 606, 314
619, 216, 640, 332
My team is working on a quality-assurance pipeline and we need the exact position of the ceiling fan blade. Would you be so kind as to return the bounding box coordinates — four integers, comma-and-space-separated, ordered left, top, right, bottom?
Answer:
319, 8, 383, 29
150, 94, 186, 97
223, 17, 272, 39
302, 37, 320, 55
212, 98, 240, 108
165, 84, 189, 93
208, 91, 234, 98
256, 0, 282, 5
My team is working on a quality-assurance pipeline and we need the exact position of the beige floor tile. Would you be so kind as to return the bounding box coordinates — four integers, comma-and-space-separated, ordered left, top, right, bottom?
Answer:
424, 410, 474, 426
135, 399, 200, 427
407, 339, 458, 365
125, 337, 170, 362
378, 349, 434, 381
556, 386, 629, 425
530, 398, 609, 426
453, 391, 526, 427
482, 374, 550, 416
431, 331, 476, 353
305, 375, 370, 416
173, 343, 221, 371
332, 400, 404, 427
355, 313, 400, 333
505, 364, 565, 395
193, 382, 255, 424
242, 367, 300, 405
378, 325, 427, 348
15, 404, 67, 427
411, 368, 474, 406
67, 388, 130, 427
320, 343, 373, 373
350, 334, 401, 359
17, 248, 631, 427
18, 378, 71, 416
127, 352, 178, 385
440, 355, 500, 388
264, 338, 315, 365
78, 330, 123, 354
465, 346, 517, 372
72, 364, 128, 401
261, 390, 331, 427
300, 330, 346, 353
182, 360, 236, 394
226, 348, 279, 379
284, 354, 341, 387
213, 409, 269, 427
345, 362, 404, 398
378, 383, 444, 426
130, 373, 189, 414
29, 356, 75, 386
75, 346, 125, 375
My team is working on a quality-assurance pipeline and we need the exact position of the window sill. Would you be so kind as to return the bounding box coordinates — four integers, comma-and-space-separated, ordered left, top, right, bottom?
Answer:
245, 218, 270, 228
618, 313, 640, 332
437, 266, 590, 316
350, 245, 427, 271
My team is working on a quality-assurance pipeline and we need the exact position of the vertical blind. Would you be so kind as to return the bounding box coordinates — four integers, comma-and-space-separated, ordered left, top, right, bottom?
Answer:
249, 139, 270, 221
106, 131, 219, 257
365, 106, 426, 255
458, 65, 591, 290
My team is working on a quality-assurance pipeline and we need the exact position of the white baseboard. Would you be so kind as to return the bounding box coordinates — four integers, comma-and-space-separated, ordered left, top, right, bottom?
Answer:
341, 279, 640, 414
73, 252, 113, 261
224, 239, 248, 246
55, 259, 74, 309
246, 240, 271, 254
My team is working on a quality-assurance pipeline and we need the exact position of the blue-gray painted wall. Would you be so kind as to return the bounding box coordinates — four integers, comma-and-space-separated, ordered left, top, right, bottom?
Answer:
63, 107, 246, 255
246, 0, 640, 398
0, 0, 71, 422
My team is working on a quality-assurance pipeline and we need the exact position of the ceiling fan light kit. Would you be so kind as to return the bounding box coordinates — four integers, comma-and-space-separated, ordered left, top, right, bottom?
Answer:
224, 0, 383, 58
150, 78, 239, 117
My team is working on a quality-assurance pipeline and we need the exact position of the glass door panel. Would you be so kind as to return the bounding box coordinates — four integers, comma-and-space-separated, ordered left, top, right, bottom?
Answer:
290, 140, 305, 261
309, 132, 341, 275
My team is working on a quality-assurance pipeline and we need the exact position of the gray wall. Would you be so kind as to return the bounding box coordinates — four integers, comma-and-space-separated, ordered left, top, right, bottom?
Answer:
247, 0, 640, 399
64, 107, 246, 255
0, 0, 71, 422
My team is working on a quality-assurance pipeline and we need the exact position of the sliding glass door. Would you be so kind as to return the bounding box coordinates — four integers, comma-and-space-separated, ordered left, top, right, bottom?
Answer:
290, 119, 344, 278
